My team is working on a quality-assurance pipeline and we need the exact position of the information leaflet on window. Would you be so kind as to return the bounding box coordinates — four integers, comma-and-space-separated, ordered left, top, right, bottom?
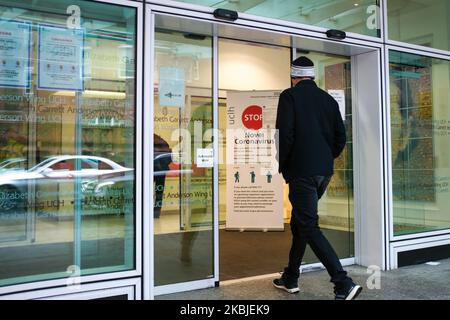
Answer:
328, 89, 346, 121
0, 20, 31, 88
38, 25, 84, 91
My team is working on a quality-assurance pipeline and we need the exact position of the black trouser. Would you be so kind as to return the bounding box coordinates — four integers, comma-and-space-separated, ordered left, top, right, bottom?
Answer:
284, 176, 352, 288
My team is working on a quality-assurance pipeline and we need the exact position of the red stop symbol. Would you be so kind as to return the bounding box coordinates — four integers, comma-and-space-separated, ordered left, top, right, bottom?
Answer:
242, 105, 263, 130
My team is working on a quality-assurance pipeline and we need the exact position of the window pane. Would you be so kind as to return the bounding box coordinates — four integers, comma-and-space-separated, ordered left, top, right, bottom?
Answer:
174, 0, 380, 37
307, 53, 354, 261
153, 30, 214, 285
0, 0, 136, 286
390, 51, 450, 236
388, 0, 450, 52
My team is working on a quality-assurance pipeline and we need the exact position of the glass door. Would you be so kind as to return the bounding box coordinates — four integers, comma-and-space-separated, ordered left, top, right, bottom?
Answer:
150, 13, 355, 287
153, 29, 215, 286
293, 50, 355, 263
216, 40, 354, 281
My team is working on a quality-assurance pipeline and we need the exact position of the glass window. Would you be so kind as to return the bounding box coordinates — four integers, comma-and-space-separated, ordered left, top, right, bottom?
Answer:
388, 0, 450, 52
0, 0, 137, 286
390, 50, 450, 236
174, 0, 380, 37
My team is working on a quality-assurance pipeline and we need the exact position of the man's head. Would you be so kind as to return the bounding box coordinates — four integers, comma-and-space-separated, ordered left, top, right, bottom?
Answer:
291, 56, 315, 86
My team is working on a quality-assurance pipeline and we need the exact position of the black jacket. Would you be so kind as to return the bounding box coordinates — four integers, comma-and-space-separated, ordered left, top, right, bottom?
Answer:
275, 80, 346, 182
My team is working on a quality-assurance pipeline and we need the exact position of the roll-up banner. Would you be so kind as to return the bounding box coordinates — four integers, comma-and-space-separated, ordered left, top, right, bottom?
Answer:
226, 90, 284, 231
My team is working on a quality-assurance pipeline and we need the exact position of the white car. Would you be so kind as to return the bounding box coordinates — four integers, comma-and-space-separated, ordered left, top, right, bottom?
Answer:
0, 155, 134, 214
0, 158, 27, 173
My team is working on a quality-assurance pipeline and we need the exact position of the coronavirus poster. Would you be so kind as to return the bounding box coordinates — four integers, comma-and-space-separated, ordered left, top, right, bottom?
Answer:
225, 91, 284, 231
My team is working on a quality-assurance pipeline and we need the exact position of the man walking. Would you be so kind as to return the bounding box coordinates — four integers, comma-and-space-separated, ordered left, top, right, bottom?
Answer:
273, 56, 362, 300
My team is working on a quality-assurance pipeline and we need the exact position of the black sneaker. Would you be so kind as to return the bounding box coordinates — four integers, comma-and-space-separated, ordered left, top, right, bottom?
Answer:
334, 283, 362, 300
272, 277, 300, 294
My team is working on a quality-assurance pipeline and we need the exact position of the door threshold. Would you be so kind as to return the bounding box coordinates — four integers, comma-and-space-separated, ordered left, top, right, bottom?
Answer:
220, 272, 281, 286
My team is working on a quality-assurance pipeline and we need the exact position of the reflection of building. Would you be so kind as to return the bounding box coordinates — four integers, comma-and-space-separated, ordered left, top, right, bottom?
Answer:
0, 0, 450, 301
390, 56, 436, 203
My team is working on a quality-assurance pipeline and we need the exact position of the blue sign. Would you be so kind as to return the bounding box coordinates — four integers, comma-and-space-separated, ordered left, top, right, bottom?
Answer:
159, 67, 185, 108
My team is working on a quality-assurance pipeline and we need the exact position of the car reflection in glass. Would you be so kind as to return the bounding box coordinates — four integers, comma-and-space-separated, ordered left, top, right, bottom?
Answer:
153, 152, 193, 177
0, 155, 134, 215
0, 158, 28, 174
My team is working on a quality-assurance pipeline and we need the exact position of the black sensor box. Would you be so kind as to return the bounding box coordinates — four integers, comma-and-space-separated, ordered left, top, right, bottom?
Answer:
326, 29, 346, 40
213, 8, 238, 21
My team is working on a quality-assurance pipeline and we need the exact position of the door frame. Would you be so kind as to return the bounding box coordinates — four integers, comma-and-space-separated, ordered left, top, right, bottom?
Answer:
145, 3, 387, 298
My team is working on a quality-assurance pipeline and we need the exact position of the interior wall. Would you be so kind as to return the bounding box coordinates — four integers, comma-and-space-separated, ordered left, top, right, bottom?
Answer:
218, 39, 291, 92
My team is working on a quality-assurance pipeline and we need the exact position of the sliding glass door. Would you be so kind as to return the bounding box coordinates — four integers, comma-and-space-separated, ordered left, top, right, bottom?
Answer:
153, 28, 214, 286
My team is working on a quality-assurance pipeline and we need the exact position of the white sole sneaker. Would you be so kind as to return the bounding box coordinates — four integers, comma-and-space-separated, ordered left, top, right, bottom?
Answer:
345, 285, 362, 300
272, 281, 300, 294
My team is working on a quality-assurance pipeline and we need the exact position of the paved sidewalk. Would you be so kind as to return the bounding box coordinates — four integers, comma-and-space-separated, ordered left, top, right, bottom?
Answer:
157, 258, 450, 300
